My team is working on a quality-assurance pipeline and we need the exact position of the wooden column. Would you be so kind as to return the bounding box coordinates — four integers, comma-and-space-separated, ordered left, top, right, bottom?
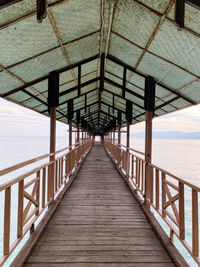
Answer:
69, 120, 72, 151
77, 125, 80, 144
144, 76, 155, 202
48, 71, 59, 201
126, 122, 130, 152
49, 107, 56, 199
118, 125, 121, 145
126, 100, 132, 153
67, 99, 73, 151
82, 129, 84, 143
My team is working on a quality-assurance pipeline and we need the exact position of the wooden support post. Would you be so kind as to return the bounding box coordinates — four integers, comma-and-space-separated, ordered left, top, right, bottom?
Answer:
37, 0, 47, 23
175, 0, 185, 29
118, 125, 121, 145
49, 107, 56, 200
145, 111, 153, 200
68, 99, 73, 150
82, 129, 84, 143
77, 125, 80, 144
69, 120, 72, 151
48, 71, 59, 201
144, 76, 155, 202
113, 130, 115, 144
126, 122, 130, 152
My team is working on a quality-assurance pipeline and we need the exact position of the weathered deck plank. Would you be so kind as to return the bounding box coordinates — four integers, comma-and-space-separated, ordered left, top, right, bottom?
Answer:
23, 143, 176, 266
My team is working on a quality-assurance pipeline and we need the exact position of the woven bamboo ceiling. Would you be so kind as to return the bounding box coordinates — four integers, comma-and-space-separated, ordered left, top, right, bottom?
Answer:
0, 0, 200, 135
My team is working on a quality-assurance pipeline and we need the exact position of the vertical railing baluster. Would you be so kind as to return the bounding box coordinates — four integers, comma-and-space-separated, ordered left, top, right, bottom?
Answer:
141, 161, 144, 192
36, 171, 40, 216
17, 180, 24, 238
179, 182, 185, 240
162, 173, 166, 218
138, 160, 141, 188
42, 168, 46, 208
59, 158, 61, 189
131, 155, 134, 179
136, 158, 138, 185
156, 169, 159, 210
4, 187, 11, 255
55, 160, 58, 192
192, 189, 199, 257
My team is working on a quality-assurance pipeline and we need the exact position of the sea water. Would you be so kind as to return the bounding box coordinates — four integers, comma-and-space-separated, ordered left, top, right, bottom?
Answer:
0, 136, 200, 266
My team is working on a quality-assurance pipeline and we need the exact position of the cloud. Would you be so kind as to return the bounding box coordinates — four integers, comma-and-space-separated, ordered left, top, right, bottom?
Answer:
0, 98, 67, 137
129, 105, 200, 134
1, 97, 200, 137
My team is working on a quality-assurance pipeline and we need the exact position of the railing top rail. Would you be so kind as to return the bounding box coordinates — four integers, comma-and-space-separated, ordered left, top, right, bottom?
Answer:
0, 140, 91, 191
105, 140, 145, 156
105, 140, 200, 192
0, 161, 54, 192
117, 143, 145, 156
0, 141, 89, 177
149, 162, 200, 192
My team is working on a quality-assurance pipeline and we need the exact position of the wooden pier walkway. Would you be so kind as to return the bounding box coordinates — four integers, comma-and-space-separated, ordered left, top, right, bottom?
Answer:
23, 143, 176, 266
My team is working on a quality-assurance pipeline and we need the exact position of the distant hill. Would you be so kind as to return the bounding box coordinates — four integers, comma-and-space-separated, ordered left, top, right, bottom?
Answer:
131, 131, 200, 139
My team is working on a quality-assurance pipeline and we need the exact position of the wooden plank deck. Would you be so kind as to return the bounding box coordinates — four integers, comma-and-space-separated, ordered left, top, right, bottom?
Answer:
23, 143, 176, 267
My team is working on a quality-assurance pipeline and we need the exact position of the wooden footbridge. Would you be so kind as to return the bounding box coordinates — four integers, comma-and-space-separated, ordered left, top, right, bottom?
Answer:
0, 0, 200, 266
1, 137, 199, 267
16, 143, 179, 267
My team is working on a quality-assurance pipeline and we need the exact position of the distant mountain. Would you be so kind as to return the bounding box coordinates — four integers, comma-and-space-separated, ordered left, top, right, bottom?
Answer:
131, 131, 200, 139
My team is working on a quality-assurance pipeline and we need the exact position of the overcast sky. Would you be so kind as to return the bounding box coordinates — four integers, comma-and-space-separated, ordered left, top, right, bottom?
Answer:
1, 97, 200, 137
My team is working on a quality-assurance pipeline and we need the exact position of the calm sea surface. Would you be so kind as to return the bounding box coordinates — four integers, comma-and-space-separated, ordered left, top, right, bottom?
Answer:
0, 136, 200, 266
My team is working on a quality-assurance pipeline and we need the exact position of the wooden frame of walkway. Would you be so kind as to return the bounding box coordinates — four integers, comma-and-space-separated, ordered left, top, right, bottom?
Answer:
11, 143, 188, 267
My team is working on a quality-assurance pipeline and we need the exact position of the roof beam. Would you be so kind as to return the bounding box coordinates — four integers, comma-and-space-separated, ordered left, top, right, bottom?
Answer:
107, 54, 146, 78
101, 100, 126, 115
59, 88, 97, 107
107, 54, 196, 105
0, 0, 22, 10
155, 96, 180, 111
185, 0, 200, 10
59, 77, 100, 97
104, 76, 144, 100
74, 101, 99, 113
103, 88, 143, 110
1, 54, 99, 98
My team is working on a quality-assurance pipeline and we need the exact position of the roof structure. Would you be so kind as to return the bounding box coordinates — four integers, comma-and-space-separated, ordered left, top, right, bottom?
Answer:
0, 0, 200, 135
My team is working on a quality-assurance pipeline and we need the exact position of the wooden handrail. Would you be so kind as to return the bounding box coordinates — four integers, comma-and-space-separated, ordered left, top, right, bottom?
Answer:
106, 140, 145, 156
0, 140, 92, 266
0, 142, 86, 177
104, 139, 200, 266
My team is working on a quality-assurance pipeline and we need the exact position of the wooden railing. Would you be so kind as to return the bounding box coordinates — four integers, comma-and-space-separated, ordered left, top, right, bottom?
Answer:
104, 140, 200, 266
0, 140, 92, 266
